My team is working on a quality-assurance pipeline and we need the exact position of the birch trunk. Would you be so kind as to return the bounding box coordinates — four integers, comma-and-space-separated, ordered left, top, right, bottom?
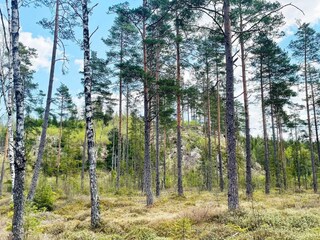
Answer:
82, 0, 100, 227
11, 0, 27, 238
28, 0, 60, 201
2, 0, 15, 192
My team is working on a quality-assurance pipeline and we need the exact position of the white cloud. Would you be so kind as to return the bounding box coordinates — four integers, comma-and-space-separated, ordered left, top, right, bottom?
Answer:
272, 0, 320, 29
74, 59, 84, 72
20, 31, 53, 70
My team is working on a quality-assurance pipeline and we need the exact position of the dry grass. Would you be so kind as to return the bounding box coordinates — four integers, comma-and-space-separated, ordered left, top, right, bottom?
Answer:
1, 189, 320, 239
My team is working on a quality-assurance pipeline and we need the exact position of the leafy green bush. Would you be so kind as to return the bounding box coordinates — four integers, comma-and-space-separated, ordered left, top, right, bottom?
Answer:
33, 181, 56, 211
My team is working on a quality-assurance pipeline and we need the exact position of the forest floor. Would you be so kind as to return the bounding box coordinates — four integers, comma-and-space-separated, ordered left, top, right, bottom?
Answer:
1, 189, 320, 240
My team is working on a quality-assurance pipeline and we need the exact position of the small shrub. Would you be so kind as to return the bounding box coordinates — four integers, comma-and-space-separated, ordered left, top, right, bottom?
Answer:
172, 218, 193, 239
33, 181, 56, 211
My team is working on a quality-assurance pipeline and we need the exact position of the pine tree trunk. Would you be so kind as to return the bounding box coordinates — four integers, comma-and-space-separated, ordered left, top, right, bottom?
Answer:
81, 127, 87, 192
223, 0, 238, 210
143, 0, 153, 206
163, 128, 167, 189
0, 129, 8, 196
239, 6, 252, 197
260, 56, 270, 195
176, 16, 183, 197
278, 116, 287, 189
27, 0, 59, 201
126, 84, 129, 187
304, 62, 317, 192
297, 131, 302, 189
155, 46, 160, 197
270, 102, 280, 188
206, 55, 213, 192
217, 65, 224, 192
116, 32, 123, 192
82, 0, 100, 227
11, 0, 27, 238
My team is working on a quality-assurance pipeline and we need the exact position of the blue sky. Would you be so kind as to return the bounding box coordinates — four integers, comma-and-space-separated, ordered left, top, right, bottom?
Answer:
19, 1, 135, 102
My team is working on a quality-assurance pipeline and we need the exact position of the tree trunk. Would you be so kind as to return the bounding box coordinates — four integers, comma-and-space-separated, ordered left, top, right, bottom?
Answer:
260, 56, 270, 195
82, 0, 100, 227
206, 55, 213, 192
223, 0, 238, 210
176, 15, 183, 197
143, 0, 153, 206
239, 6, 252, 197
216, 65, 224, 192
155, 46, 160, 197
116, 32, 123, 192
0, 129, 8, 196
81, 127, 87, 192
126, 84, 129, 187
111, 122, 115, 171
27, 0, 59, 201
304, 62, 317, 192
11, 0, 27, 238
278, 116, 287, 189
3, 1, 15, 193
270, 101, 280, 188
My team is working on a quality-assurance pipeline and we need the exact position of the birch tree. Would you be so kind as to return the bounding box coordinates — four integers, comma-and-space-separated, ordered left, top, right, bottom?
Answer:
82, 0, 100, 227
11, 0, 27, 238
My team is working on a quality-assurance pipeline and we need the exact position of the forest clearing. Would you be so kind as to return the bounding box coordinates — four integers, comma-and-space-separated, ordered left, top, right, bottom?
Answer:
1, 0, 320, 239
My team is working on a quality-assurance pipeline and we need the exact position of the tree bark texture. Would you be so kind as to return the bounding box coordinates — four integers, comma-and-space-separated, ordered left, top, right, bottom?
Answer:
223, 0, 239, 210
82, 0, 100, 227
155, 46, 160, 197
11, 0, 27, 238
176, 17, 183, 197
143, 0, 153, 206
116, 32, 123, 191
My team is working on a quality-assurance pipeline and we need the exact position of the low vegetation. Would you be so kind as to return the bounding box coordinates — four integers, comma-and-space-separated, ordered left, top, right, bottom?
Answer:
1, 185, 320, 240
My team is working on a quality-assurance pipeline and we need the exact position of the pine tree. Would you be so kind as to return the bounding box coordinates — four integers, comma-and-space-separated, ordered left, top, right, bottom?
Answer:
54, 83, 77, 185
